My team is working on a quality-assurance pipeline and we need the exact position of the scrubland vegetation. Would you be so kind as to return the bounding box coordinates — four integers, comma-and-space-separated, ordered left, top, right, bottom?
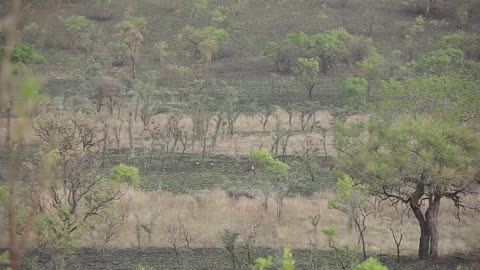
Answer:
1, 0, 480, 269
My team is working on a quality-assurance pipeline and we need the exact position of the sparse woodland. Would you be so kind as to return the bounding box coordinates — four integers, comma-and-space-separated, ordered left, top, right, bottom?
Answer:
1, 0, 480, 269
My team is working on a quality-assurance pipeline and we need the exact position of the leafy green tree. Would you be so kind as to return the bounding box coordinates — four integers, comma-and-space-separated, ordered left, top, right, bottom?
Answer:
59, 15, 90, 49
110, 163, 141, 187
404, 16, 425, 60
440, 32, 480, 61
115, 17, 147, 79
329, 175, 374, 260
133, 81, 163, 130
336, 117, 480, 259
263, 32, 309, 73
178, 26, 229, 64
6, 43, 45, 65
376, 75, 480, 124
357, 46, 384, 100
310, 29, 352, 74
411, 48, 466, 75
297, 57, 319, 99
341, 77, 368, 107
250, 148, 290, 218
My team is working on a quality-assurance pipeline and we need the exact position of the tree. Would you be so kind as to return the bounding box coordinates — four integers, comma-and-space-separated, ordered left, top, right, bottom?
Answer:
263, 32, 309, 73
329, 175, 375, 260
33, 112, 139, 266
78, 23, 103, 71
153, 41, 169, 62
341, 77, 368, 108
59, 16, 90, 49
440, 32, 480, 61
357, 47, 384, 101
133, 81, 163, 131
297, 57, 319, 99
250, 148, 290, 219
336, 117, 480, 259
376, 75, 480, 124
310, 29, 352, 74
178, 26, 229, 64
411, 48, 467, 76
6, 43, 45, 65
94, 76, 122, 114
115, 17, 147, 79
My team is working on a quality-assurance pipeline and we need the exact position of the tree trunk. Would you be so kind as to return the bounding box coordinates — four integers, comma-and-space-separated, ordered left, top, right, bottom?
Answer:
426, 196, 441, 258
410, 192, 441, 260
425, 0, 437, 17
131, 53, 136, 79
128, 108, 135, 159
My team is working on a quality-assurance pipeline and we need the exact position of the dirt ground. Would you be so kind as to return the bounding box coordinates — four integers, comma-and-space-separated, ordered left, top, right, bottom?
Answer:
19, 248, 480, 270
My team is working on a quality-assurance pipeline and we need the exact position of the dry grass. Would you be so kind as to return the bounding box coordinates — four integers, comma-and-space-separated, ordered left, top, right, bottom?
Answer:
77, 188, 480, 256
115, 108, 337, 156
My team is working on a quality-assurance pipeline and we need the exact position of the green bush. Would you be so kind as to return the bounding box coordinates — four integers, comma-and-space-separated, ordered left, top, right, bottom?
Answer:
6, 43, 46, 64
110, 163, 141, 187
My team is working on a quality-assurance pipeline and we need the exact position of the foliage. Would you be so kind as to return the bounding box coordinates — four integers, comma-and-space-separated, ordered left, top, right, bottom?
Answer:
329, 175, 372, 259
310, 28, 352, 73
322, 226, 360, 270
376, 74, 479, 122
250, 148, 289, 173
59, 15, 91, 49
60, 15, 89, 32
341, 77, 367, 107
0, 251, 11, 270
178, 25, 229, 63
281, 248, 294, 270
115, 17, 147, 78
412, 48, 466, 75
0, 185, 8, 203
357, 46, 384, 80
8, 43, 45, 65
110, 163, 141, 187
336, 117, 480, 259
265, 29, 354, 74
252, 248, 294, 270
297, 57, 319, 99
356, 258, 388, 270
133, 81, 164, 129
252, 257, 272, 270
440, 32, 480, 61
192, 0, 209, 17
153, 41, 169, 61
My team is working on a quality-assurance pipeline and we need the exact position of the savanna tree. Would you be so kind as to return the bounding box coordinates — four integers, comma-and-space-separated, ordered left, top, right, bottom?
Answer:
263, 32, 309, 73
59, 16, 91, 49
337, 58, 480, 259
133, 81, 164, 131
329, 175, 376, 260
340, 77, 368, 108
310, 29, 352, 74
357, 47, 384, 100
250, 148, 290, 219
297, 57, 319, 99
115, 17, 147, 79
336, 117, 480, 259
178, 26, 229, 64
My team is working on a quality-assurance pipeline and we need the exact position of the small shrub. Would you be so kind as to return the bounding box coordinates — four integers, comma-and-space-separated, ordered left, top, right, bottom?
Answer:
110, 163, 141, 187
